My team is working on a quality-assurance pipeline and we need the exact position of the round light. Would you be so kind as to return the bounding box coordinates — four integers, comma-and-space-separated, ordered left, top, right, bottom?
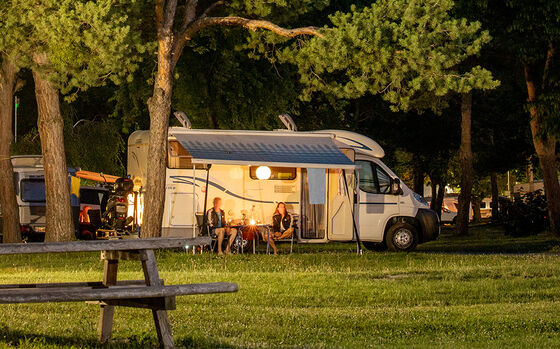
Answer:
250, 219, 256, 225
255, 166, 271, 180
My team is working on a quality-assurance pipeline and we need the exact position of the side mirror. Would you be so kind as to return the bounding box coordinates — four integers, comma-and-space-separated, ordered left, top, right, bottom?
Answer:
391, 178, 402, 195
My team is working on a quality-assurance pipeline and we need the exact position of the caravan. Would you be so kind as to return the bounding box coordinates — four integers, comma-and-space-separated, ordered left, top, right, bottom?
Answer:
127, 126, 439, 251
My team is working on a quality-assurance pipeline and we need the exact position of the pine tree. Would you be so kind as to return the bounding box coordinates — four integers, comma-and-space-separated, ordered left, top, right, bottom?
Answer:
2, 0, 144, 241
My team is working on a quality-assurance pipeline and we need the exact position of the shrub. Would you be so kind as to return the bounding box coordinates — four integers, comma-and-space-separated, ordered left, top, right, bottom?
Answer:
502, 190, 548, 237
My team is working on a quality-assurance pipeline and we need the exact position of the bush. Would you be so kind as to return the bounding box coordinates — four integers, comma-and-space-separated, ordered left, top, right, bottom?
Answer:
502, 190, 549, 237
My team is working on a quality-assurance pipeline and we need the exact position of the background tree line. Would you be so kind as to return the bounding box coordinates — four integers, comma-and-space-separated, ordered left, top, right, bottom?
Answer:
0, 0, 558, 242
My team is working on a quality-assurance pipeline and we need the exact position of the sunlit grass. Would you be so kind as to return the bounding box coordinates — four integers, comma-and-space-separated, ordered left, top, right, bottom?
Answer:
0, 225, 559, 348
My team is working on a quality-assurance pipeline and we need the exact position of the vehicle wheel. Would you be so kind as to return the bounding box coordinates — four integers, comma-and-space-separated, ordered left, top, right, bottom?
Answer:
362, 241, 388, 252
385, 223, 418, 252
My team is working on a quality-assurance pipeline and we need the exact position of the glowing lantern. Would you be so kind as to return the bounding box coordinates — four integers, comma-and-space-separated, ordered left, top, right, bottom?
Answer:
256, 166, 271, 180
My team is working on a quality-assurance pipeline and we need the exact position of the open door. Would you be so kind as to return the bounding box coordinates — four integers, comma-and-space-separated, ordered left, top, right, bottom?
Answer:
327, 147, 356, 241
327, 169, 354, 241
300, 169, 327, 241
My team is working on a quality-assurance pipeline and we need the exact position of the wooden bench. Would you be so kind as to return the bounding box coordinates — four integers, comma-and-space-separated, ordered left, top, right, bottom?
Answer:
0, 237, 238, 348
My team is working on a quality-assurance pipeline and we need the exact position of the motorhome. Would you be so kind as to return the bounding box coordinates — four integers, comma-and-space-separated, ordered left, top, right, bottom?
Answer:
128, 127, 439, 251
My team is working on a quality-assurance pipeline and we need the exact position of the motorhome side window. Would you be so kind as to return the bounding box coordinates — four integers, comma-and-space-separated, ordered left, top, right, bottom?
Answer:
357, 161, 377, 193
376, 166, 392, 194
21, 179, 46, 202
167, 140, 205, 169
356, 160, 392, 194
249, 167, 296, 180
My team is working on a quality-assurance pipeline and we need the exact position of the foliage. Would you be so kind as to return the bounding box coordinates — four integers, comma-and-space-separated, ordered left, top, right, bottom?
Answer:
501, 0, 560, 139
172, 29, 301, 130
12, 113, 126, 176
4, 0, 147, 99
65, 120, 126, 176
290, 0, 499, 112
502, 190, 549, 237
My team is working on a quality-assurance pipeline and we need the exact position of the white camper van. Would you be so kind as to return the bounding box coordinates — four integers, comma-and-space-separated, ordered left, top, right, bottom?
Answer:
127, 128, 439, 251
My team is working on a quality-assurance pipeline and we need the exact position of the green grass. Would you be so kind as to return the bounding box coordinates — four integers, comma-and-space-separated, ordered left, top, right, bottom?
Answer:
0, 225, 559, 348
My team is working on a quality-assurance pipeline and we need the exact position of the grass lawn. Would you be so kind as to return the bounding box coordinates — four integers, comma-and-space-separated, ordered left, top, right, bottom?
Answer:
0, 225, 560, 348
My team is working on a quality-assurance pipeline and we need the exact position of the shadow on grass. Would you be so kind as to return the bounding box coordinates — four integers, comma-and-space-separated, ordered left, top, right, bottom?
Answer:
0, 326, 240, 348
417, 224, 560, 254
264, 224, 560, 255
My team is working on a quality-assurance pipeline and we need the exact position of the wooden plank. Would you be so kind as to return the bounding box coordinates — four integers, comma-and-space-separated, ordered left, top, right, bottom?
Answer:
101, 250, 141, 261
0, 283, 238, 304
140, 249, 175, 348
98, 259, 118, 343
0, 279, 154, 289
89, 296, 177, 310
0, 237, 211, 255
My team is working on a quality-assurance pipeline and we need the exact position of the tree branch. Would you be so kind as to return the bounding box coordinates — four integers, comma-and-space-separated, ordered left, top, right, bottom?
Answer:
542, 41, 555, 91
184, 16, 324, 40
155, 0, 165, 35
201, 1, 224, 18
162, 0, 179, 33
179, 0, 198, 33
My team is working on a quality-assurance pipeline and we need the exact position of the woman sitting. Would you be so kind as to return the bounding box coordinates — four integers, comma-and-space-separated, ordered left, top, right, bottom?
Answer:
268, 202, 294, 255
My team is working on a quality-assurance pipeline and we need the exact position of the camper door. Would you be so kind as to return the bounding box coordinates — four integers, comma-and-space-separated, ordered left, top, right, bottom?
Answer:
327, 169, 354, 241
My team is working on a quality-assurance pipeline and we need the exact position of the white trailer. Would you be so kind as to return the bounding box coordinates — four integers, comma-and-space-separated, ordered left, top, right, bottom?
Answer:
127, 127, 439, 251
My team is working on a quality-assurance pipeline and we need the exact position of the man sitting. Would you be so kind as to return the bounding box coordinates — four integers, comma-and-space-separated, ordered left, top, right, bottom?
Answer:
207, 197, 237, 255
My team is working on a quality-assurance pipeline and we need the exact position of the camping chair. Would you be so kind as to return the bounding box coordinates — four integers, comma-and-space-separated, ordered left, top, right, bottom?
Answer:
195, 213, 216, 252
196, 213, 240, 253
267, 213, 298, 254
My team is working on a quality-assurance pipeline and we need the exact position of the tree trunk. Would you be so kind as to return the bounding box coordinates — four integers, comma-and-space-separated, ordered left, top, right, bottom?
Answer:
0, 56, 21, 243
430, 180, 437, 208
32, 53, 74, 242
490, 172, 499, 221
525, 62, 560, 236
472, 198, 482, 223
429, 176, 445, 218
526, 158, 534, 183
435, 181, 445, 218
142, 33, 175, 238
456, 92, 473, 235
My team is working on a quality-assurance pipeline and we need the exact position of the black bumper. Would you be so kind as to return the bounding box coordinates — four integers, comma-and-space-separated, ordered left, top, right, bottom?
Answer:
416, 208, 440, 242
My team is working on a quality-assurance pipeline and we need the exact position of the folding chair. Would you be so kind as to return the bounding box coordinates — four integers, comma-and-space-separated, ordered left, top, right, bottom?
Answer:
195, 213, 216, 252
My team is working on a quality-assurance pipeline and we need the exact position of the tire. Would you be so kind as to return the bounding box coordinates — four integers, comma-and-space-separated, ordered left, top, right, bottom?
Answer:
385, 223, 418, 252
362, 241, 388, 252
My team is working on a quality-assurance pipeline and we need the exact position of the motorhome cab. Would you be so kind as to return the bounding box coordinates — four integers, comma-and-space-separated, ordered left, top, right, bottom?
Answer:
127, 128, 439, 251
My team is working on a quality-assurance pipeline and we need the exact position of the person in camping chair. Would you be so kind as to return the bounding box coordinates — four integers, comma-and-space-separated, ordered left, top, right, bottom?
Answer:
268, 202, 294, 255
207, 197, 237, 255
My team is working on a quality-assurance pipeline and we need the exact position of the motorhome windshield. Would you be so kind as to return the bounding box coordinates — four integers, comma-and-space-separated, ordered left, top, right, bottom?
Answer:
21, 179, 46, 202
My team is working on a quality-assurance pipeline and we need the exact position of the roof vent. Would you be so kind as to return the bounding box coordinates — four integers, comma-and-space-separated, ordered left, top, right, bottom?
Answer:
278, 114, 297, 131
174, 111, 192, 129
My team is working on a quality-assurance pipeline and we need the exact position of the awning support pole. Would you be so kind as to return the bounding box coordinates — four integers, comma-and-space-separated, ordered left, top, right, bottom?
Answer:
201, 164, 211, 240
192, 165, 196, 255
342, 169, 362, 255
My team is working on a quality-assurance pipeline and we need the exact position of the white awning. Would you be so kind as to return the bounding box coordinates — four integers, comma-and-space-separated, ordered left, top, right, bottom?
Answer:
172, 131, 356, 169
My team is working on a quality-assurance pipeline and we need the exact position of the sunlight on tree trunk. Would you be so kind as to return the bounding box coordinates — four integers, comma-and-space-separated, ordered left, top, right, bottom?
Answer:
32, 53, 74, 242
0, 56, 21, 243
456, 92, 473, 235
525, 56, 560, 237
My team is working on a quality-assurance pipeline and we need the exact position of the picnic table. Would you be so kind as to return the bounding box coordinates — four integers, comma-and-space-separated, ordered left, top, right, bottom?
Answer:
0, 237, 238, 348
